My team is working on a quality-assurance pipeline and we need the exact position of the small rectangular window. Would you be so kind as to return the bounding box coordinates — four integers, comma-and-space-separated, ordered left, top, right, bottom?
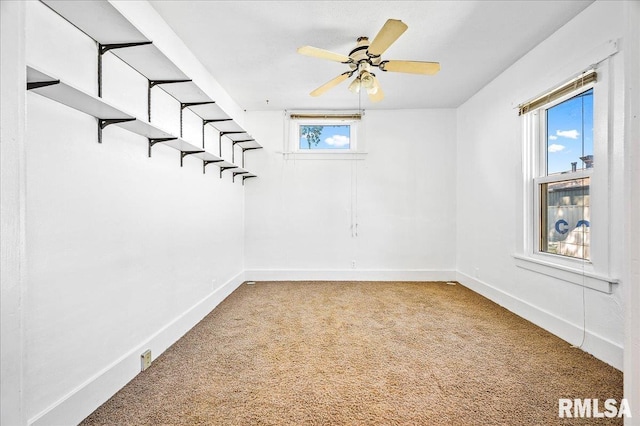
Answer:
288, 114, 360, 154
299, 124, 351, 150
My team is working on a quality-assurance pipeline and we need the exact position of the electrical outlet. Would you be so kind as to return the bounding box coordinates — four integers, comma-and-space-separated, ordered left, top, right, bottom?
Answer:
141, 350, 152, 371
351, 260, 356, 269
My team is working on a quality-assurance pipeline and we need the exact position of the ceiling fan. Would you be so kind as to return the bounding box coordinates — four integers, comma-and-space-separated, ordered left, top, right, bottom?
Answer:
297, 19, 440, 103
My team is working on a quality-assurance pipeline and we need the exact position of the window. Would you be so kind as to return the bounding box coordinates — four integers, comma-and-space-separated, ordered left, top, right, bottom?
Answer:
515, 50, 618, 293
299, 124, 352, 151
537, 88, 593, 260
286, 113, 363, 157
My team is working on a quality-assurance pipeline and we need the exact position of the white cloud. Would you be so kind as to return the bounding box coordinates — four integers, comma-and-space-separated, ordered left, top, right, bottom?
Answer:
325, 134, 350, 147
556, 129, 580, 139
548, 144, 565, 153
549, 135, 558, 140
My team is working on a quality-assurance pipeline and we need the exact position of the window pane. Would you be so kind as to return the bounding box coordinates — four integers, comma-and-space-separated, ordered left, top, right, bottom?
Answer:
540, 177, 590, 260
546, 88, 593, 175
299, 125, 350, 150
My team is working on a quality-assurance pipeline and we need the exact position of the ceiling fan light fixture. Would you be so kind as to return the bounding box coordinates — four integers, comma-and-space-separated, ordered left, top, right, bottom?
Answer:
360, 71, 375, 89
348, 77, 361, 94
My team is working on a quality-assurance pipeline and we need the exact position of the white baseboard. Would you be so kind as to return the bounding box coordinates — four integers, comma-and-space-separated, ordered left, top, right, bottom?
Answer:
456, 271, 623, 370
244, 269, 457, 282
28, 272, 246, 426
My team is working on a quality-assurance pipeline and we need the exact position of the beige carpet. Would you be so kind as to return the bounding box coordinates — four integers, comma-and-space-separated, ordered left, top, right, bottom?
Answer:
81, 281, 622, 425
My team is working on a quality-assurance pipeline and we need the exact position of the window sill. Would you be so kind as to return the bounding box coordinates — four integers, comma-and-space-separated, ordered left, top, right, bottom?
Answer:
283, 152, 367, 161
513, 254, 618, 293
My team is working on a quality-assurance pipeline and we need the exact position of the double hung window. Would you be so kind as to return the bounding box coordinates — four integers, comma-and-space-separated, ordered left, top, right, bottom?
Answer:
537, 87, 593, 260
516, 66, 616, 291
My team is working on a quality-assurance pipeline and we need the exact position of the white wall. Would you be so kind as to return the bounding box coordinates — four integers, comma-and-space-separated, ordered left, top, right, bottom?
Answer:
1, 1, 27, 425
623, 1, 640, 420
244, 109, 457, 281
23, 2, 248, 424
456, 0, 625, 369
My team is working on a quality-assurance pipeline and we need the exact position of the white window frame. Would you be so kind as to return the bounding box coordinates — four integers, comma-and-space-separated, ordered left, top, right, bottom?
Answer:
515, 60, 616, 293
284, 112, 367, 160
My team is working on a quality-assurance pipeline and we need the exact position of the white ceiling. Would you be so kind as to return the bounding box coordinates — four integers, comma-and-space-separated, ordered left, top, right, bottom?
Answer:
148, 0, 593, 111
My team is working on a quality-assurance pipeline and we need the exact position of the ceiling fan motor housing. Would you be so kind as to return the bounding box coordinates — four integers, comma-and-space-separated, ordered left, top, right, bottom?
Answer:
349, 37, 382, 70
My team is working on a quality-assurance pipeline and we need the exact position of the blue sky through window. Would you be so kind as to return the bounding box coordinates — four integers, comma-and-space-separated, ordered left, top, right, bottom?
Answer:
546, 88, 593, 175
299, 125, 350, 150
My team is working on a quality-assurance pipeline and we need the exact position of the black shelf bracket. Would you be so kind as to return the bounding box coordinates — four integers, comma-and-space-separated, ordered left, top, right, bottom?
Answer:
27, 80, 60, 90
179, 101, 215, 137
201, 119, 206, 150
99, 41, 153, 56
203, 119, 233, 149
98, 41, 152, 98
242, 175, 257, 186
220, 131, 246, 160
149, 79, 191, 89
203, 159, 223, 175
233, 139, 255, 146
231, 139, 254, 164
148, 137, 177, 158
180, 150, 204, 167
232, 170, 248, 183
180, 101, 216, 109
219, 166, 237, 179
148, 79, 191, 122
98, 118, 135, 144
204, 119, 233, 125
241, 146, 263, 168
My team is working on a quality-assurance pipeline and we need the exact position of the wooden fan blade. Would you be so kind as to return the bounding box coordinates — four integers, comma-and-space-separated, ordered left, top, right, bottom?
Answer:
380, 60, 440, 75
368, 19, 408, 57
310, 73, 350, 97
368, 76, 384, 103
297, 46, 350, 63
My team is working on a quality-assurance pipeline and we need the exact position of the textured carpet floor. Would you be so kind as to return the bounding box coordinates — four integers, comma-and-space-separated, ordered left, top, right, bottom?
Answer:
81, 281, 622, 425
